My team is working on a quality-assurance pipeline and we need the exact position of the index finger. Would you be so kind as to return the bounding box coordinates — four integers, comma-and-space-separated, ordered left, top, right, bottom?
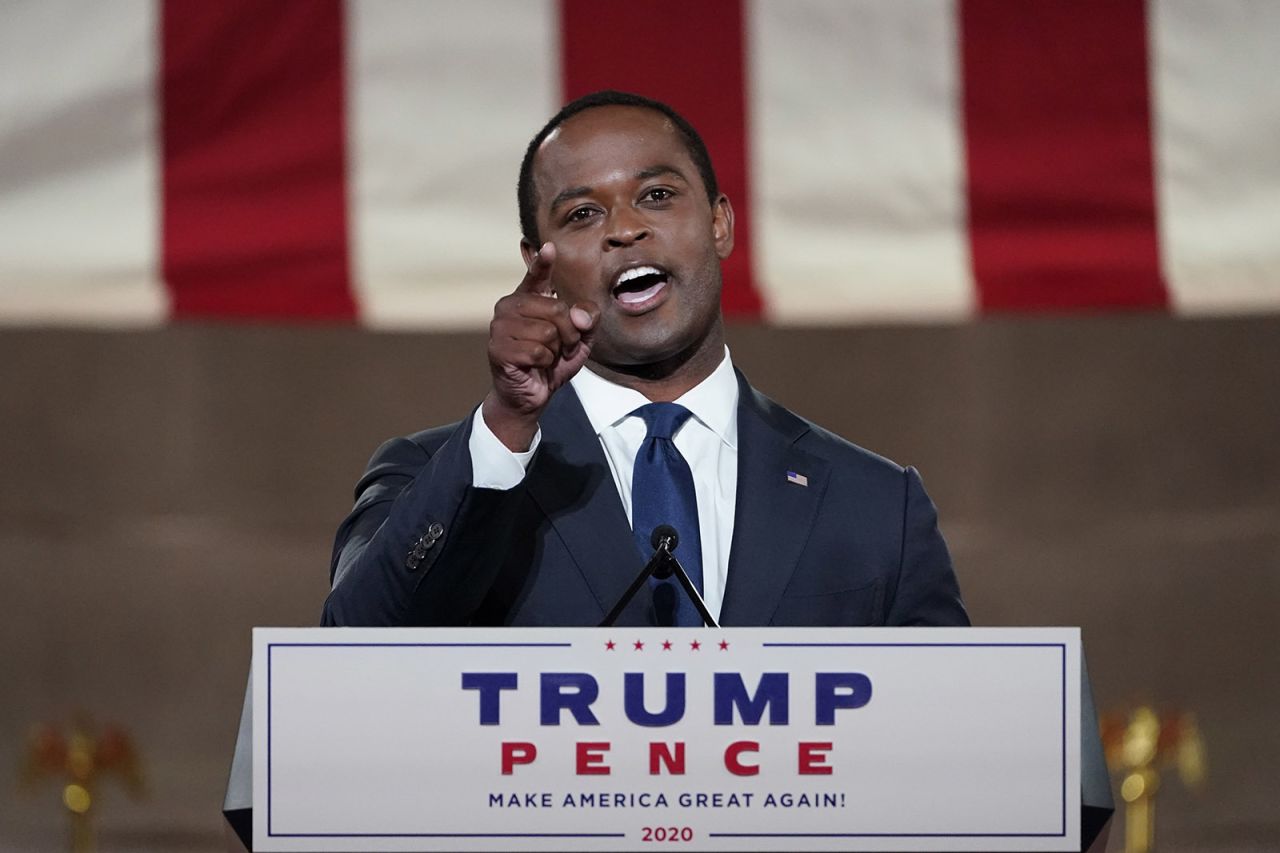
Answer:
516, 242, 556, 296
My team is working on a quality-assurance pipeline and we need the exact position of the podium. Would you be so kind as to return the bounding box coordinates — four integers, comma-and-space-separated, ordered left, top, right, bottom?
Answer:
224, 628, 1113, 851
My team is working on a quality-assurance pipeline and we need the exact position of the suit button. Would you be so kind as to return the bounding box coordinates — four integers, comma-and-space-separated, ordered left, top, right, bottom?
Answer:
426, 522, 444, 541
405, 553, 422, 572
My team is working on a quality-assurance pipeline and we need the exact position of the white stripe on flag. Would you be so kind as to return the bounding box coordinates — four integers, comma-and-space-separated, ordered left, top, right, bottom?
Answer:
0, 0, 164, 325
1152, 0, 1280, 315
748, 0, 973, 324
348, 0, 559, 329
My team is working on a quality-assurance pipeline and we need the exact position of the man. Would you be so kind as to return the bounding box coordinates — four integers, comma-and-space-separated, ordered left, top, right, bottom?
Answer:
322, 90, 967, 629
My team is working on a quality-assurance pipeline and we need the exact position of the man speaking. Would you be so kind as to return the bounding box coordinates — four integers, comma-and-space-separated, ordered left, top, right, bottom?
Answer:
323, 91, 968, 629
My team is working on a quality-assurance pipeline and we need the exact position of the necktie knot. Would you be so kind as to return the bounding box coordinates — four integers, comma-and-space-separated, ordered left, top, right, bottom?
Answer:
633, 402, 693, 440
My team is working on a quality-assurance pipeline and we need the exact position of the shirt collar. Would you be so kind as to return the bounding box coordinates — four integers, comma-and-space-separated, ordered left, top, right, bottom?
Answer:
570, 347, 739, 449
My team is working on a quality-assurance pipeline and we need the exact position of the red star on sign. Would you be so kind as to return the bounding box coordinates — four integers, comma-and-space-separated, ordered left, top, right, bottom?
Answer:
690, 640, 701, 651
662, 640, 673, 651
718, 640, 730, 651
605, 640, 615, 651
633, 640, 645, 651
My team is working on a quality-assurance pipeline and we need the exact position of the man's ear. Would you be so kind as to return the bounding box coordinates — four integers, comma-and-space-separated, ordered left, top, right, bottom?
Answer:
712, 194, 735, 260
520, 238, 539, 271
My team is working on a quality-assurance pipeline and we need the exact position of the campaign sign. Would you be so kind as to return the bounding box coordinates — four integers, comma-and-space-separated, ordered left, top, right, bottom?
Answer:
253, 627, 1080, 851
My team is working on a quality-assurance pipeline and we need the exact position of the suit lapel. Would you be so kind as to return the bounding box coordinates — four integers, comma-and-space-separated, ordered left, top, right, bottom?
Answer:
719, 374, 830, 626
524, 385, 647, 622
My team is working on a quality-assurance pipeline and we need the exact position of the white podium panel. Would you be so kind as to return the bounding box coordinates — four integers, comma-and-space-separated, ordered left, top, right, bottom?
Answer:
253, 627, 1080, 851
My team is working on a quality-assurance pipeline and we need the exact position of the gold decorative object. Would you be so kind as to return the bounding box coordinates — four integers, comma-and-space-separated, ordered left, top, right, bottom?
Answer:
1101, 706, 1206, 853
19, 717, 144, 853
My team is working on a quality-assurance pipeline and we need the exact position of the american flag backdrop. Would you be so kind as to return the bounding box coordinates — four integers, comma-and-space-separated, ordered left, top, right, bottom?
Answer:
1, 0, 1278, 328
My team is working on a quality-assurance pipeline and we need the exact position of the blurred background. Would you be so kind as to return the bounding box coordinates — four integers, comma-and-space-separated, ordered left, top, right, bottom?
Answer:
2, 1, 1277, 850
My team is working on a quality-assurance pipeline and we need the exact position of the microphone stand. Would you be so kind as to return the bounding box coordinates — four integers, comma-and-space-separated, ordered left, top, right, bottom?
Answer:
599, 525, 719, 628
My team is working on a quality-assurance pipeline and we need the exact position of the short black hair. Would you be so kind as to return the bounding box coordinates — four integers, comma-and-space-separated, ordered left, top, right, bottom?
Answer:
517, 90, 720, 246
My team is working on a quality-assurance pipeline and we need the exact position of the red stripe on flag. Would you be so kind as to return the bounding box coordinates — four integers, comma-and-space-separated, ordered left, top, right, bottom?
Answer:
559, 0, 762, 318
161, 1, 355, 320
961, 0, 1167, 312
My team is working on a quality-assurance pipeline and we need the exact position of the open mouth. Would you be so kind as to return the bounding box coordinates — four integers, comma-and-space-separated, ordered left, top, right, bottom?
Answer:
612, 264, 670, 307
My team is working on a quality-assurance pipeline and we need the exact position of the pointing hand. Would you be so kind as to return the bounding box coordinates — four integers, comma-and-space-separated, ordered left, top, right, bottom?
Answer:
483, 243, 599, 451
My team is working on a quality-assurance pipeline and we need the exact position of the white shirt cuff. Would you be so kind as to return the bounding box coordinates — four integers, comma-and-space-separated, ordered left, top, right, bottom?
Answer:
468, 406, 540, 489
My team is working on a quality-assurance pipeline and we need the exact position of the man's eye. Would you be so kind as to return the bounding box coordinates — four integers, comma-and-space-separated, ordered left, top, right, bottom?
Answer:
644, 187, 674, 202
567, 206, 597, 223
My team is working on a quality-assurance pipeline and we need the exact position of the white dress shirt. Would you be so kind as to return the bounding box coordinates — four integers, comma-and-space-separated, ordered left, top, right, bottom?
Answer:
468, 348, 740, 619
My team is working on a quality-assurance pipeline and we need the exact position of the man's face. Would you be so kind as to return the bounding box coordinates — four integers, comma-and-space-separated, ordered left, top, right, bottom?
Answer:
522, 106, 734, 371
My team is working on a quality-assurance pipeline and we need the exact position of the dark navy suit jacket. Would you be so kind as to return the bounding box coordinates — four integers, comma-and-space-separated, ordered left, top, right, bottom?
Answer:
323, 371, 968, 628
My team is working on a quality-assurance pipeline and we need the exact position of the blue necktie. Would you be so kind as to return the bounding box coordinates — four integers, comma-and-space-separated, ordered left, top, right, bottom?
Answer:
630, 403, 704, 626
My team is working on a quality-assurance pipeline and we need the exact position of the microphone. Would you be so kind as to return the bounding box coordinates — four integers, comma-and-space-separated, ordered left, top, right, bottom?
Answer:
650, 524, 679, 552
598, 523, 718, 628
650, 525, 678, 579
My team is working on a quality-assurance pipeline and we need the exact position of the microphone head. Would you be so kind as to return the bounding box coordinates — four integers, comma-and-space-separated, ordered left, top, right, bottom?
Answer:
650, 524, 679, 552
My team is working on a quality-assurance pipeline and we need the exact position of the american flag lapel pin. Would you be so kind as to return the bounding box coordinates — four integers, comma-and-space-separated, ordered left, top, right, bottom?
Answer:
786, 470, 808, 487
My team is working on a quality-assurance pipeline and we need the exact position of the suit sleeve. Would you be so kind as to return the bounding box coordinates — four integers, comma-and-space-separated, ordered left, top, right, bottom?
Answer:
884, 466, 970, 627
321, 412, 527, 626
